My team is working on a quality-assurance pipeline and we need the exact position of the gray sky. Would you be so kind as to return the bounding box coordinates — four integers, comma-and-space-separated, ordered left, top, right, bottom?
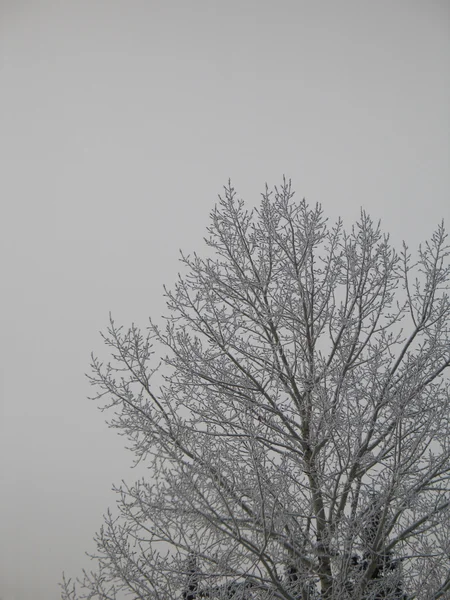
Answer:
0, 2, 449, 599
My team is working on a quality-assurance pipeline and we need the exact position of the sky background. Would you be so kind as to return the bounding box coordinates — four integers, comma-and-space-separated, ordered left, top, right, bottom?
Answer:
0, 1, 449, 599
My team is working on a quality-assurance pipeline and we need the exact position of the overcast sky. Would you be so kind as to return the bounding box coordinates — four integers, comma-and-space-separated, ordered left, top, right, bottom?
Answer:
0, 2, 449, 599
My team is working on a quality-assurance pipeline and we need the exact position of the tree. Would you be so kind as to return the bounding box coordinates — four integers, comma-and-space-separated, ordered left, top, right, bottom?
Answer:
61, 180, 450, 599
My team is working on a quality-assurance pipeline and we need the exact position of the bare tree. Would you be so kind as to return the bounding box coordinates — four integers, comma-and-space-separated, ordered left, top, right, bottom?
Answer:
61, 180, 450, 599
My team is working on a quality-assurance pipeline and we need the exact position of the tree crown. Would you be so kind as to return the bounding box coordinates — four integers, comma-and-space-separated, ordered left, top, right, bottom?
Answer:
62, 181, 450, 600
